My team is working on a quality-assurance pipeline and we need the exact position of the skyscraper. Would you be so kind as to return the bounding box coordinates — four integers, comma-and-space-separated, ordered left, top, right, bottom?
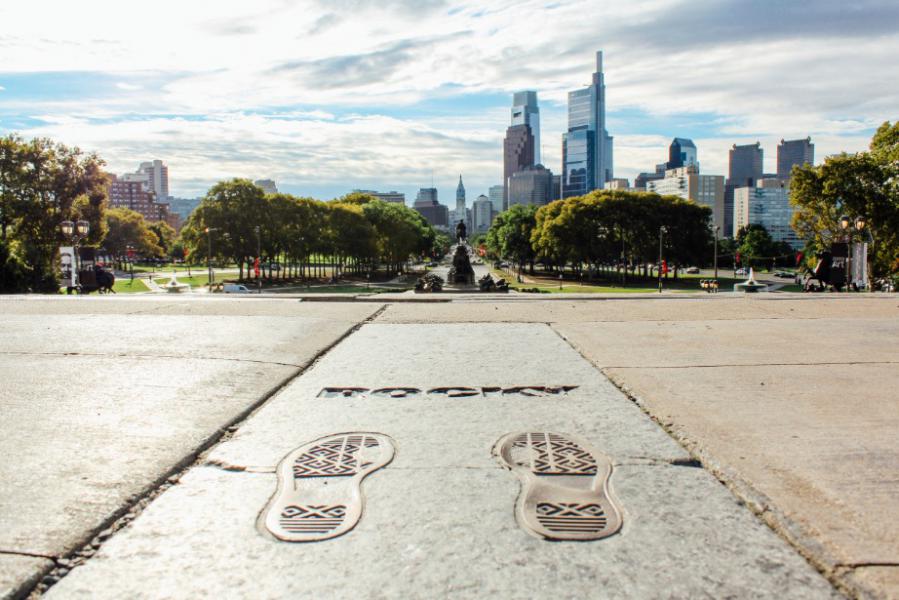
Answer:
472, 195, 494, 233
123, 160, 169, 201
725, 142, 764, 237
503, 124, 535, 210
413, 188, 449, 229
508, 165, 554, 208
666, 138, 698, 170
562, 51, 613, 198
511, 91, 540, 164
455, 175, 465, 212
488, 185, 504, 213
729, 142, 764, 187
777, 137, 814, 180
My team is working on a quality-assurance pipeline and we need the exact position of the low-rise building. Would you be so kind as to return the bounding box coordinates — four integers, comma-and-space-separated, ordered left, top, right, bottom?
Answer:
647, 165, 725, 231
353, 189, 406, 204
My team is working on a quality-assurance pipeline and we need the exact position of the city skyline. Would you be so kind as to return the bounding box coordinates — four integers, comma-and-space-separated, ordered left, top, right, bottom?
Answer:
1, 0, 896, 204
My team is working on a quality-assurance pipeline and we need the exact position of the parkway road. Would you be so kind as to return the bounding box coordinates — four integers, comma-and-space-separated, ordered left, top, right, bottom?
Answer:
0, 293, 896, 599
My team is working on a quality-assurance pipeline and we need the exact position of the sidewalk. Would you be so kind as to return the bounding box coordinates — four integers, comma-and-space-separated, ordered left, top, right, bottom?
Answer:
1, 295, 896, 599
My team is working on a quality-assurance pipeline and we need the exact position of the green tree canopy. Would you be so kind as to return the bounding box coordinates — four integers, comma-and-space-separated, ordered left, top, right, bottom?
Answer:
791, 121, 899, 275
104, 208, 162, 259
0, 134, 108, 291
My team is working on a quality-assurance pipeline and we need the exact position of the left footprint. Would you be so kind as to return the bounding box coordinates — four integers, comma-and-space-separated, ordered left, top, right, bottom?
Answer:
260, 432, 395, 542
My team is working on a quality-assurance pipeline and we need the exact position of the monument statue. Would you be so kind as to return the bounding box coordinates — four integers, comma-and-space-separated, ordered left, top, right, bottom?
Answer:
455, 219, 467, 243
447, 245, 475, 284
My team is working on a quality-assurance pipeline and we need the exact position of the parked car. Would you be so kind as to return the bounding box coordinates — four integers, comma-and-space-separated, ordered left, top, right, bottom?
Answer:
685, 267, 700, 274
774, 270, 794, 278
735, 268, 747, 276
223, 283, 251, 294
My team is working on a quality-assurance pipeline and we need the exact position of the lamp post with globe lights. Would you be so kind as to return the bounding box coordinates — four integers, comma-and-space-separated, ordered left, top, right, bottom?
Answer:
59, 219, 90, 293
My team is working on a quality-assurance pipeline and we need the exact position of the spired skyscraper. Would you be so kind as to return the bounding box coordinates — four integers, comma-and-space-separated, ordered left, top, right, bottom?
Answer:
562, 51, 613, 198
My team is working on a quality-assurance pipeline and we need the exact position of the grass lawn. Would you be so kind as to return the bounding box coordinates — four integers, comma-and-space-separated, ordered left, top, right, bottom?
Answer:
269, 284, 398, 294
153, 273, 232, 287
111, 278, 149, 293
775, 284, 804, 293
491, 268, 740, 294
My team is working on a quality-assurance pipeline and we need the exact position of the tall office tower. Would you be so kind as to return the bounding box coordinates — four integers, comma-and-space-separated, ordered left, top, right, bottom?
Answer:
733, 181, 800, 248
413, 188, 449, 229
666, 138, 698, 169
472, 195, 494, 233
511, 91, 540, 165
725, 142, 764, 237
127, 160, 170, 200
503, 124, 535, 210
508, 165, 554, 207
777, 137, 814, 180
562, 50, 613, 198
488, 185, 504, 210
456, 175, 466, 211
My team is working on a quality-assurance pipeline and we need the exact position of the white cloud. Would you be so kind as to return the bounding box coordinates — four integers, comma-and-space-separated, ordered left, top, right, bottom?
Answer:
1, 0, 896, 196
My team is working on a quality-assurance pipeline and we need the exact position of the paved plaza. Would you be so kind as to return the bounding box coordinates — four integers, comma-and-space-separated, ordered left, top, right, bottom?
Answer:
0, 294, 896, 599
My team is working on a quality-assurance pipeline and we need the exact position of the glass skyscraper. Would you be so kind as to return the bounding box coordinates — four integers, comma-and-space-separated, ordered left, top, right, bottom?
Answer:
562, 51, 613, 198
511, 91, 540, 165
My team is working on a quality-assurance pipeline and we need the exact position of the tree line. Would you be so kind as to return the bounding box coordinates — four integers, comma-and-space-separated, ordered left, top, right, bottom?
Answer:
487, 190, 714, 280
179, 180, 441, 280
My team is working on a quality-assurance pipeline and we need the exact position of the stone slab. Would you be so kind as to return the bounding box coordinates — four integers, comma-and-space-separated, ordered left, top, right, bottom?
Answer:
554, 316, 899, 368
206, 323, 690, 469
376, 295, 898, 324
0, 354, 295, 557
0, 555, 52, 600
604, 364, 899, 578
47, 323, 836, 598
48, 464, 838, 599
0, 299, 378, 597
841, 567, 899, 600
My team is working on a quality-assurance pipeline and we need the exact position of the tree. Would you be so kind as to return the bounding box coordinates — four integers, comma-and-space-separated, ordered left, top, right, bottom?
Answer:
735, 224, 776, 270
148, 221, 176, 258
0, 134, 108, 291
104, 208, 162, 264
181, 179, 268, 280
487, 204, 538, 275
791, 121, 899, 276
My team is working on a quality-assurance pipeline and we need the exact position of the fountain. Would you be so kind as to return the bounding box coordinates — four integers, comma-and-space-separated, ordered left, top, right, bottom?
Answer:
733, 267, 767, 293
164, 270, 190, 293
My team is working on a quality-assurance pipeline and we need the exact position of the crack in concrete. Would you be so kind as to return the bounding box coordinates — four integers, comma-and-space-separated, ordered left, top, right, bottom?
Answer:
603, 360, 899, 370
0, 350, 305, 369
23, 304, 386, 599
0, 549, 56, 560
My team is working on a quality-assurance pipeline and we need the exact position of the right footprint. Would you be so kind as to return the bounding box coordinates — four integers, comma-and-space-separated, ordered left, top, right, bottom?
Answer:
494, 432, 622, 541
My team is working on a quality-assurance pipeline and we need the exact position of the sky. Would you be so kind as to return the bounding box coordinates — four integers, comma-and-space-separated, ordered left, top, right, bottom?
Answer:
1, 0, 897, 205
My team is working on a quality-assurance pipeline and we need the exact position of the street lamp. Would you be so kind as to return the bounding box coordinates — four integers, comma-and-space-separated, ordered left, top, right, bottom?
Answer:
204, 227, 219, 286
658, 225, 668, 294
255, 225, 262, 294
713, 225, 720, 281
59, 219, 90, 293
840, 215, 852, 291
